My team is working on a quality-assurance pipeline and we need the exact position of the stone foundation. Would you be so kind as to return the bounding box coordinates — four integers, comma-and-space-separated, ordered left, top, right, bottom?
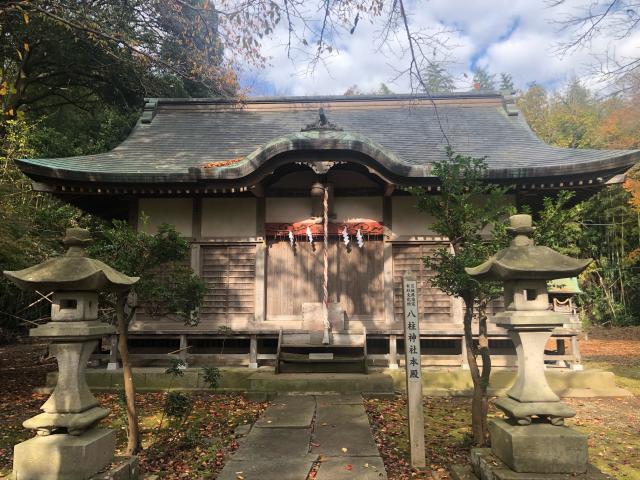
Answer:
90, 456, 140, 480
47, 367, 631, 397
450, 448, 610, 480
489, 418, 588, 474
13, 429, 115, 480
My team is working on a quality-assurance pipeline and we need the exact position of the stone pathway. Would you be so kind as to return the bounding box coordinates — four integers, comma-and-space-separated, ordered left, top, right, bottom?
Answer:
218, 394, 387, 480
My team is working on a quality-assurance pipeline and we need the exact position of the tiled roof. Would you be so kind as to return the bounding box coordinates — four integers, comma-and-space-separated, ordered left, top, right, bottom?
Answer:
17, 93, 639, 184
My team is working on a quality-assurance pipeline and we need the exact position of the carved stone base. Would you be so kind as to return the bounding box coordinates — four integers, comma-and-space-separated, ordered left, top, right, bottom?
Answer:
494, 397, 576, 426
23, 406, 109, 435
13, 428, 115, 480
449, 448, 610, 480
490, 418, 588, 474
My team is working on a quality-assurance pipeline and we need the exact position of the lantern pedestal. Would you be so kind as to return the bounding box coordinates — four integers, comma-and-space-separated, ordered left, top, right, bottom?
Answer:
3, 228, 142, 480
489, 311, 588, 474
462, 215, 599, 479
493, 311, 578, 426
13, 429, 115, 480
489, 419, 588, 474
12, 321, 117, 479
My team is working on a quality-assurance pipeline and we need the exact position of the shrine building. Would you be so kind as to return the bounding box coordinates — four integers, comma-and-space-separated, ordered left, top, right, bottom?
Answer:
15, 92, 639, 370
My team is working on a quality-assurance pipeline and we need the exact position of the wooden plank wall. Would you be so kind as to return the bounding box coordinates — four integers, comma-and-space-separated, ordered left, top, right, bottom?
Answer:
392, 243, 451, 325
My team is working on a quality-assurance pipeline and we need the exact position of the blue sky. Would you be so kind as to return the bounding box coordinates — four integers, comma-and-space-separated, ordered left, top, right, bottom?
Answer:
238, 0, 639, 96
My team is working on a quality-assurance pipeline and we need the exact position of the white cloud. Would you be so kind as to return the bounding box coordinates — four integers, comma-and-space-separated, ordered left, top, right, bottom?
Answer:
238, 0, 639, 95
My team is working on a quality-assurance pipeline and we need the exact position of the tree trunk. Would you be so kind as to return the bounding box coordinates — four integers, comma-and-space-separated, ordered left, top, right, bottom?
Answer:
462, 292, 490, 446
116, 293, 141, 455
477, 299, 491, 446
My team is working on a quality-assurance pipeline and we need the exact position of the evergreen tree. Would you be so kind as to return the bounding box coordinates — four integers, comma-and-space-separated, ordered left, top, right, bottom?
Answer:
500, 73, 515, 92
376, 83, 394, 95
423, 62, 456, 94
472, 66, 496, 91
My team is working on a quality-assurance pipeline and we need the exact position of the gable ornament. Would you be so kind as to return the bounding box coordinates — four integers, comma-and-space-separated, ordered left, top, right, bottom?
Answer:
301, 107, 343, 132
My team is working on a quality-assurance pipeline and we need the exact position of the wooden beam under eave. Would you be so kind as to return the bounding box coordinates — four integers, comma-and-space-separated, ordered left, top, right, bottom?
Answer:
384, 183, 396, 197
31, 181, 56, 193
249, 183, 265, 197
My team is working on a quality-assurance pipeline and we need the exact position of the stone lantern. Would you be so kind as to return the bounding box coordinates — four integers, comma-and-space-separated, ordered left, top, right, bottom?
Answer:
466, 214, 593, 476
4, 228, 138, 480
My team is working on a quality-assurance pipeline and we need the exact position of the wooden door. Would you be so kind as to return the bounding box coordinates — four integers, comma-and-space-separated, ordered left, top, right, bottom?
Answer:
266, 238, 384, 324
337, 240, 384, 322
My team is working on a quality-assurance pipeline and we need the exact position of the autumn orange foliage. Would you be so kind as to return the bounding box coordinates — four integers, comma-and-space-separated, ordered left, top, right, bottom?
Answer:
202, 157, 244, 168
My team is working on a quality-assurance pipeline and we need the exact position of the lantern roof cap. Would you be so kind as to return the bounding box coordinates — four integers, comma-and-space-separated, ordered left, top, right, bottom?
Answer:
465, 214, 592, 281
3, 228, 139, 292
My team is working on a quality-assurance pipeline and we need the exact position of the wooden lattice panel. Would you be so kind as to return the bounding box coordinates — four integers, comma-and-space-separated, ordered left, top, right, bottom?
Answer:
200, 245, 256, 321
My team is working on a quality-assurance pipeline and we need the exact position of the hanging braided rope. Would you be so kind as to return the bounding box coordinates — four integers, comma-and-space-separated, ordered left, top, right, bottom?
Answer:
322, 184, 331, 344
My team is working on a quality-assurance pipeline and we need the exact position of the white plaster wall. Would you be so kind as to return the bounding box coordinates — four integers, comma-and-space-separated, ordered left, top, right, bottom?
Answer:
391, 194, 517, 237
266, 198, 313, 223
334, 197, 382, 222
202, 198, 257, 237
391, 196, 436, 236
138, 198, 193, 236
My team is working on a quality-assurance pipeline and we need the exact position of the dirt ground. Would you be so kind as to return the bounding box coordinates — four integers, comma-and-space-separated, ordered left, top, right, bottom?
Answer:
0, 342, 268, 479
365, 326, 640, 480
0, 326, 639, 479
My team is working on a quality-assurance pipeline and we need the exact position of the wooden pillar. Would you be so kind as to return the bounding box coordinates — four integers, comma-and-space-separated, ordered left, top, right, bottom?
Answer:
383, 195, 395, 326
107, 334, 119, 370
190, 244, 201, 276
388, 334, 399, 369
570, 335, 583, 370
249, 335, 258, 369
191, 197, 202, 276
451, 296, 464, 324
128, 198, 139, 231
402, 272, 425, 468
461, 334, 470, 370
179, 334, 188, 366
254, 197, 266, 325
192, 197, 202, 240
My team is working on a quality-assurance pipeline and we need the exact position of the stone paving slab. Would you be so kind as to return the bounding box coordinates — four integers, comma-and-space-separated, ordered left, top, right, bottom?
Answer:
255, 395, 316, 428
217, 456, 317, 480
232, 427, 312, 461
219, 394, 387, 479
313, 403, 380, 457
316, 394, 363, 405
315, 456, 387, 480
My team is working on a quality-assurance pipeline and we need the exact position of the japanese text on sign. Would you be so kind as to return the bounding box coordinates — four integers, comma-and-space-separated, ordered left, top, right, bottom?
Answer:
403, 278, 421, 381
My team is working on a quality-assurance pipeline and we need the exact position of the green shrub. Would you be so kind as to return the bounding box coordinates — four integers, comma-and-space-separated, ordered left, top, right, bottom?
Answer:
164, 391, 191, 419
202, 367, 222, 390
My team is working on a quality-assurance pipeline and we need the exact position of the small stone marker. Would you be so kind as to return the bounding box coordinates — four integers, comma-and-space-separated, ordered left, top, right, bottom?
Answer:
402, 272, 426, 468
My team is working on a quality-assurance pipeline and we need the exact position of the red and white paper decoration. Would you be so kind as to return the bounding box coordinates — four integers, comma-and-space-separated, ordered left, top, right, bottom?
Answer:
341, 226, 350, 246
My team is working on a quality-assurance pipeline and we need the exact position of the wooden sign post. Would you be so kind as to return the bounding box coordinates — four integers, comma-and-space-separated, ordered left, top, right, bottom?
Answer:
403, 271, 426, 468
